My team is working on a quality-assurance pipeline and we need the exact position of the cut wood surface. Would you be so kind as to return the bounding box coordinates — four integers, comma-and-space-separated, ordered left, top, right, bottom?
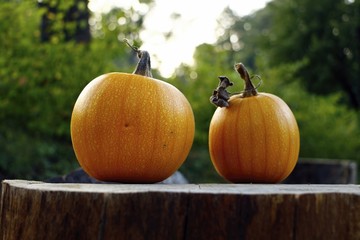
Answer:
1, 180, 360, 240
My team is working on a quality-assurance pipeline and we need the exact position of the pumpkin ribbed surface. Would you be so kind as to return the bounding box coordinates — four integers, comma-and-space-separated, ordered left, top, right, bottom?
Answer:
71, 72, 195, 183
209, 93, 300, 183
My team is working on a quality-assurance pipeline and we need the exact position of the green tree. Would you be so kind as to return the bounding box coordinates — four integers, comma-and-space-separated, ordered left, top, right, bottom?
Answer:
212, 1, 360, 161
171, 44, 233, 182
38, 0, 91, 43
174, 2, 360, 182
216, 7, 272, 70
216, 1, 360, 109
264, 0, 360, 109
0, 1, 149, 179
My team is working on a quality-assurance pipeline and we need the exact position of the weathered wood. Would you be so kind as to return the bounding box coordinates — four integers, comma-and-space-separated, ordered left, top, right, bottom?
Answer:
1, 180, 360, 240
46, 168, 189, 184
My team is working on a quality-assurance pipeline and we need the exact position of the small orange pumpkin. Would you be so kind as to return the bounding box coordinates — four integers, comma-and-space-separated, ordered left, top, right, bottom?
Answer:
70, 41, 195, 183
209, 63, 300, 183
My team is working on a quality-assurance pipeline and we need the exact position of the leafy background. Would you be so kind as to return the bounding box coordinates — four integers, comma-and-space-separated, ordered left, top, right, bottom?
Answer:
1, 0, 359, 182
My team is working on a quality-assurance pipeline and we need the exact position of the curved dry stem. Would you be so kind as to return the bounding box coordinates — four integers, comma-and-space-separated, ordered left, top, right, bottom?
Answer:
124, 38, 153, 78
210, 76, 234, 108
234, 63, 257, 97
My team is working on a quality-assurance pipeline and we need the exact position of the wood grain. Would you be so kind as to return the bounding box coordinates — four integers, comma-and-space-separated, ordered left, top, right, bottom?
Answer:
1, 180, 360, 240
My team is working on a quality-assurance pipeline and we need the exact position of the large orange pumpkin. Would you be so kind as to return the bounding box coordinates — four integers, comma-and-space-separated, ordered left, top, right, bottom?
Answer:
209, 63, 300, 183
70, 42, 195, 183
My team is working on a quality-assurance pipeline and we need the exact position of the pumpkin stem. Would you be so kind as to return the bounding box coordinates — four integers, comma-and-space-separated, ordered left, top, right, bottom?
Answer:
123, 39, 153, 78
235, 63, 257, 97
210, 76, 234, 108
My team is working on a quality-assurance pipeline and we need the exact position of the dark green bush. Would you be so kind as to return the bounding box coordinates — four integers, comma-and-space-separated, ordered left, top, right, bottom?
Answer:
0, 1, 136, 179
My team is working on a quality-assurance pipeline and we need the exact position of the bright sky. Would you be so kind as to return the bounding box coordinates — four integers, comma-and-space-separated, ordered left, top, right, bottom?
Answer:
88, 0, 271, 77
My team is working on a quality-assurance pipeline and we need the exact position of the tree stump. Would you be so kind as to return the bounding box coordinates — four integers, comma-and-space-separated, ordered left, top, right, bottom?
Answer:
1, 180, 360, 240
283, 158, 357, 184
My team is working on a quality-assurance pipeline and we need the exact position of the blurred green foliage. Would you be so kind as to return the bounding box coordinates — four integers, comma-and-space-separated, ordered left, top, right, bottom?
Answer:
174, 0, 360, 182
264, 0, 360, 109
0, 1, 144, 179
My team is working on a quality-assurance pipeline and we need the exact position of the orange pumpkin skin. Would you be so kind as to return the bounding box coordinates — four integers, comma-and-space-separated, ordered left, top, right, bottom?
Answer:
71, 72, 195, 183
209, 93, 300, 183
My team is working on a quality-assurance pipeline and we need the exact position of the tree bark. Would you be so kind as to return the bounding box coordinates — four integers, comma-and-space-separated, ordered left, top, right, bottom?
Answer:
1, 180, 360, 240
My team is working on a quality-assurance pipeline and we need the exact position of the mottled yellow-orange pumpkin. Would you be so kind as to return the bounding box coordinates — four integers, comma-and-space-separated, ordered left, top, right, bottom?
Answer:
209, 63, 300, 183
70, 41, 195, 183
